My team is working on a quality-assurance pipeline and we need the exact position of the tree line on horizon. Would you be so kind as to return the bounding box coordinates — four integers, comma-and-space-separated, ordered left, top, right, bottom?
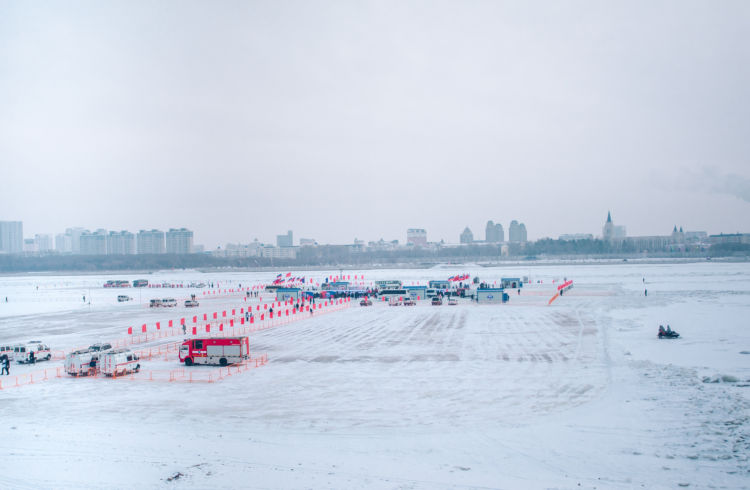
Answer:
0, 239, 746, 273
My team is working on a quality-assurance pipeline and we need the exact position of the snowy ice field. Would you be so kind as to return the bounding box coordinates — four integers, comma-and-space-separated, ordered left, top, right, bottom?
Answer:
0, 262, 748, 489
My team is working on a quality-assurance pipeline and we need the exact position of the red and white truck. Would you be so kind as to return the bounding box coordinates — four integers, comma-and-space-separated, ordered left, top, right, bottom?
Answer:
99, 349, 140, 377
179, 336, 249, 366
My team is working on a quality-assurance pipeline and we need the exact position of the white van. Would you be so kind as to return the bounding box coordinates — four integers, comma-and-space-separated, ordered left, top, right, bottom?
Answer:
14, 341, 51, 364
99, 349, 140, 377
1, 344, 18, 361
162, 298, 177, 307
64, 343, 113, 376
65, 349, 99, 376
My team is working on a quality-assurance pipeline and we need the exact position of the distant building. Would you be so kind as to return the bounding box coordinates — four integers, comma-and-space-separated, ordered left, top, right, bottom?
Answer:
602, 211, 626, 241
277, 230, 293, 247
0, 221, 23, 254
23, 238, 36, 253
709, 233, 750, 245
34, 234, 54, 252
65, 227, 86, 254
485, 221, 504, 243
137, 229, 165, 254
299, 238, 317, 247
261, 245, 297, 259
460, 227, 474, 244
55, 233, 72, 254
166, 228, 194, 254
107, 231, 136, 255
80, 229, 108, 255
684, 231, 708, 243
407, 228, 427, 247
508, 220, 527, 243
213, 240, 261, 257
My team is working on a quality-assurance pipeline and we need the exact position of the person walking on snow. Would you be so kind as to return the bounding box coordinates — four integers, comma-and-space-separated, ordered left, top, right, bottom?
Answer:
1, 354, 9, 375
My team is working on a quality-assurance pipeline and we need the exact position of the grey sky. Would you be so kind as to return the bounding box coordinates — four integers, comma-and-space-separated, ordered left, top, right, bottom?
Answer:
1, 1, 749, 249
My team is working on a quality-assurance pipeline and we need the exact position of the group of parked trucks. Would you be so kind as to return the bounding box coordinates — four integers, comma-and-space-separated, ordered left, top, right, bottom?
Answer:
1, 335, 250, 378
0, 340, 52, 364
64, 342, 142, 377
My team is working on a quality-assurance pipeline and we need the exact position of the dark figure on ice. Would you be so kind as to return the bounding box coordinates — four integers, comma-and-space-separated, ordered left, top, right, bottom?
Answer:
29, 351, 35, 364
182, 324, 187, 335
245, 312, 249, 322
1, 354, 9, 375
658, 325, 679, 339
645, 289, 648, 296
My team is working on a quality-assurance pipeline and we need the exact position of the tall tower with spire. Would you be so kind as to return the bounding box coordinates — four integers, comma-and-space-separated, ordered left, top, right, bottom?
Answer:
603, 211, 614, 241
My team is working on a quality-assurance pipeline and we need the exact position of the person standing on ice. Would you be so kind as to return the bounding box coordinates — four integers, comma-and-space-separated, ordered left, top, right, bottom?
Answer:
1, 354, 8, 375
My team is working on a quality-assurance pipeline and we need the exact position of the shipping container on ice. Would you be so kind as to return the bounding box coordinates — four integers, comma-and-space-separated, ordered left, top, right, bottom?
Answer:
99, 349, 140, 376
179, 336, 249, 366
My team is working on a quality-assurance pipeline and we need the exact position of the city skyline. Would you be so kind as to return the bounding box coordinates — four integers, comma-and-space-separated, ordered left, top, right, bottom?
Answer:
2, 2, 749, 249
0, 211, 728, 256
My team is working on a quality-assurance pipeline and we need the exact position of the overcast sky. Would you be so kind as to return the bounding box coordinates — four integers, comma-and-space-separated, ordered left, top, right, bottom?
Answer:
1, 1, 749, 248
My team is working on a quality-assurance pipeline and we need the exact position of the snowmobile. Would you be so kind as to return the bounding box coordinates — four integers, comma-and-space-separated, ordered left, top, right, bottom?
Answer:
658, 325, 680, 339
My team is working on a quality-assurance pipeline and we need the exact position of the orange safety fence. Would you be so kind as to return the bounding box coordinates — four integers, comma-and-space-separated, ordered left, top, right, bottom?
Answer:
123, 298, 351, 346
0, 366, 65, 390
110, 353, 269, 383
1, 354, 269, 388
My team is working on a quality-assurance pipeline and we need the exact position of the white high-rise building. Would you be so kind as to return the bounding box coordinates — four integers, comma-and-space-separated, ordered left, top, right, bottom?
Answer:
0, 221, 23, 254
137, 229, 166, 254
80, 229, 108, 255
166, 228, 194, 254
34, 234, 54, 252
107, 231, 136, 255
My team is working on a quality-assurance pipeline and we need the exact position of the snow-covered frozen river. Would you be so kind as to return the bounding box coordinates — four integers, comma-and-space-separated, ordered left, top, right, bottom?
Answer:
0, 262, 748, 489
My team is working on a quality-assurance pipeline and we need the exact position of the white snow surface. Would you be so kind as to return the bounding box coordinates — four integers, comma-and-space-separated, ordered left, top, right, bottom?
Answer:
0, 263, 748, 489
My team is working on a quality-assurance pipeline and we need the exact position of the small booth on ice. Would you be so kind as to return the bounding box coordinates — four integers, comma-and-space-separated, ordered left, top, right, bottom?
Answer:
501, 277, 523, 289
476, 287, 509, 303
322, 281, 350, 291
428, 280, 451, 292
276, 287, 302, 302
404, 285, 427, 300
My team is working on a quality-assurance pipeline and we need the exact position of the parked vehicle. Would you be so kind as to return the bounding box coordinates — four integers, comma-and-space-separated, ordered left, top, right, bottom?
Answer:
64, 343, 113, 376
184, 299, 199, 307
1, 344, 18, 361
431, 297, 443, 306
448, 298, 458, 305
425, 288, 438, 298
179, 337, 250, 366
388, 298, 403, 306
90, 342, 112, 352
359, 299, 372, 306
117, 295, 133, 302
14, 341, 51, 363
150, 298, 177, 307
403, 298, 416, 306
104, 280, 131, 288
99, 349, 140, 376
133, 279, 149, 288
